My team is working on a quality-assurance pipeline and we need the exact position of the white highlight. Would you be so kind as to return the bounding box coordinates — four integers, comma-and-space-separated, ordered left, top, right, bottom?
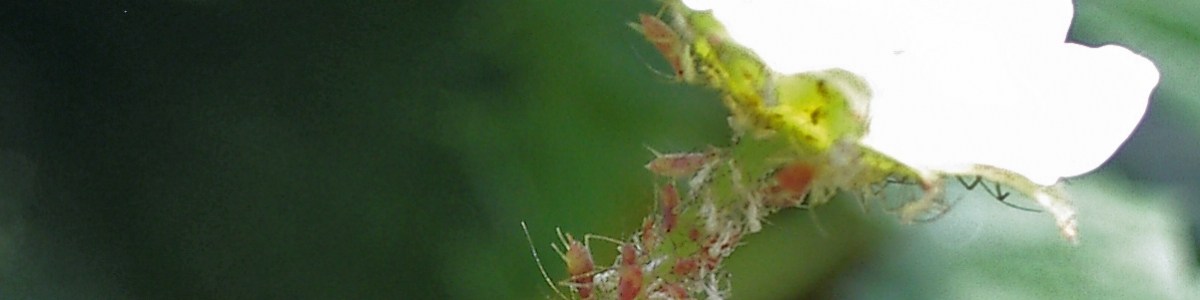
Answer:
685, 0, 1159, 185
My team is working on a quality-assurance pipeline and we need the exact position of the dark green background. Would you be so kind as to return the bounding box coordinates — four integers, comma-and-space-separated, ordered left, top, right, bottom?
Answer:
1, 0, 1197, 299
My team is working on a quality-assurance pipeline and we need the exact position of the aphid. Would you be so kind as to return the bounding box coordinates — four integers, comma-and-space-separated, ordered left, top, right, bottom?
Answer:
660, 182, 681, 233
661, 283, 690, 300
552, 229, 596, 299
521, 223, 645, 299
761, 162, 816, 208
645, 147, 715, 178
640, 217, 658, 255
617, 243, 644, 300
633, 13, 691, 80
672, 257, 699, 278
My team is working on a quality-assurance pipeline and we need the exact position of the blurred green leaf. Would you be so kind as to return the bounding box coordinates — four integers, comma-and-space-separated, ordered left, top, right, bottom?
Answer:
831, 174, 1198, 299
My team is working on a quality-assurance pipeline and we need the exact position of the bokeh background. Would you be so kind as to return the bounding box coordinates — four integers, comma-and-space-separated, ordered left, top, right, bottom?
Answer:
1, 0, 1197, 299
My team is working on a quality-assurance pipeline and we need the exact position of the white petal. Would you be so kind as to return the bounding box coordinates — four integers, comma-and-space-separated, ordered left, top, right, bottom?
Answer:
908, 0, 1074, 45
684, 0, 1075, 75
861, 44, 1158, 185
695, 0, 916, 74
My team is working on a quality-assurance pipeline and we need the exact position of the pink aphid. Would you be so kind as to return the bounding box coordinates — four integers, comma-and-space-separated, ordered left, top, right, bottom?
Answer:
557, 233, 595, 300
637, 13, 686, 79
762, 162, 816, 207
672, 257, 699, 278
617, 243, 644, 300
660, 182, 681, 233
640, 217, 658, 255
645, 148, 713, 178
662, 283, 691, 300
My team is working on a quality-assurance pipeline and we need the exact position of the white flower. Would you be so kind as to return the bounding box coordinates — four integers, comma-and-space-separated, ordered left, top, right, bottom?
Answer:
683, 0, 1160, 185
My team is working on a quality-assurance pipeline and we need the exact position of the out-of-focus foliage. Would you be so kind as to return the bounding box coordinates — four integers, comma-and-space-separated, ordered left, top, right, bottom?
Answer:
0, 0, 1196, 299
833, 174, 1196, 299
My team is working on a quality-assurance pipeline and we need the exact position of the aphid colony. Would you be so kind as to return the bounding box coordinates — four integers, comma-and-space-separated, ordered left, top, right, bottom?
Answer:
526, 0, 1081, 299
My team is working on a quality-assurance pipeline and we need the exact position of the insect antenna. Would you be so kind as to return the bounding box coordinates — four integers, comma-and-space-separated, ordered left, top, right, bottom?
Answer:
955, 176, 1041, 212
520, 222, 569, 300
626, 42, 679, 81
871, 175, 918, 195
584, 233, 629, 248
